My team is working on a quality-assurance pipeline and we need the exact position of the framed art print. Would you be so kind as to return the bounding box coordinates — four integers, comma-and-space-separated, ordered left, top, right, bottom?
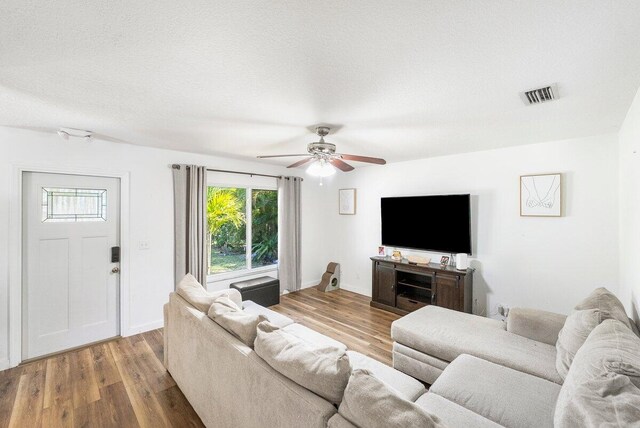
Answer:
339, 188, 356, 215
520, 173, 562, 217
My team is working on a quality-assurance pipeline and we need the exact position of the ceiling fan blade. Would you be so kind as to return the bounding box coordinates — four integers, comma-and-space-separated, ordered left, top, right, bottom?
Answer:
257, 154, 309, 159
287, 157, 314, 168
338, 154, 387, 165
329, 158, 355, 172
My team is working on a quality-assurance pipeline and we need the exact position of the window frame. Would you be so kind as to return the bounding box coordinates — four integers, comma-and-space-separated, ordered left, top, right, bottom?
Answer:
206, 182, 278, 283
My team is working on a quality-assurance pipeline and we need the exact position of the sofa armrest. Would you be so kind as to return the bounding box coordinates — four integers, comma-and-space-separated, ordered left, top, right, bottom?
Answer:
506, 308, 566, 346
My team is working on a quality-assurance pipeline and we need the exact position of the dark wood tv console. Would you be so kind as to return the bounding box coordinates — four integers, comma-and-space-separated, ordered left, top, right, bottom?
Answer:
370, 256, 473, 315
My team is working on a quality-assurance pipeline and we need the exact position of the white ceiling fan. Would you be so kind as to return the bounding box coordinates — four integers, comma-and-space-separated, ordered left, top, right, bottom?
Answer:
257, 126, 386, 177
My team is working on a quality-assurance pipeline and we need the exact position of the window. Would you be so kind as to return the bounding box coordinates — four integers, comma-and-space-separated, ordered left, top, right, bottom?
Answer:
42, 187, 107, 222
207, 186, 278, 275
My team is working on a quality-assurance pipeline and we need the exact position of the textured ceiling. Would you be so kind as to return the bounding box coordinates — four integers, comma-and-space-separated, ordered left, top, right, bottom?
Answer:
1, 1, 640, 164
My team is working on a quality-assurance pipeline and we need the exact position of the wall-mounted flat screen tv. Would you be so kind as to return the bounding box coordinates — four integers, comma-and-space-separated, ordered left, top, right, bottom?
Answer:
381, 194, 472, 254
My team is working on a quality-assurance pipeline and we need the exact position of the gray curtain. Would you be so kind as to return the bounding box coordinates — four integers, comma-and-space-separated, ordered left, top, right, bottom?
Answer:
173, 164, 208, 287
278, 176, 302, 292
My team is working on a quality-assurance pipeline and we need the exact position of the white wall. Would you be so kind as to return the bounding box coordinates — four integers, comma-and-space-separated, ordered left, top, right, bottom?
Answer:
619, 87, 640, 323
324, 134, 620, 317
0, 122, 631, 370
0, 127, 329, 369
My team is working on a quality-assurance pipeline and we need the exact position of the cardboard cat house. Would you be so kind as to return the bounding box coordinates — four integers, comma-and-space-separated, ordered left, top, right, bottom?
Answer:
317, 262, 340, 292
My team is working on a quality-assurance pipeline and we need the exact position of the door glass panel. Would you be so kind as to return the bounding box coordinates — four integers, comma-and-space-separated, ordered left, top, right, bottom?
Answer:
42, 188, 107, 222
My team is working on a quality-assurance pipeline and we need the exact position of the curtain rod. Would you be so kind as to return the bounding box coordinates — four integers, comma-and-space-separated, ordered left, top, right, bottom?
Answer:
171, 164, 303, 181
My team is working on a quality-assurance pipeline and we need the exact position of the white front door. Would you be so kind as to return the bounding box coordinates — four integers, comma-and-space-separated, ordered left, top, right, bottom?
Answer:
22, 172, 120, 360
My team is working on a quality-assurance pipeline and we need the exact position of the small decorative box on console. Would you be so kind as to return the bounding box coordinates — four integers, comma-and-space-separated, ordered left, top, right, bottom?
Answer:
230, 276, 280, 307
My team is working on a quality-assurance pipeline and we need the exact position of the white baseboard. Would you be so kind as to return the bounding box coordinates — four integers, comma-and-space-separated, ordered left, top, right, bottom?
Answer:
122, 319, 164, 337
302, 278, 321, 289
0, 358, 10, 371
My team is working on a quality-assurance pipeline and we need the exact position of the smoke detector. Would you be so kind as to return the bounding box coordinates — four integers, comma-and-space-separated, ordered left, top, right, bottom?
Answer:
57, 127, 93, 141
520, 84, 559, 105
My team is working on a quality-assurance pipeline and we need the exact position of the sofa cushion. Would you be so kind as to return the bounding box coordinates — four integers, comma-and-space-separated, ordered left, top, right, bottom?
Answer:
555, 309, 602, 379
177, 273, 242, 312
555, 319, 640, 426
392, 342, 450, 384
392, 347, 445, 385
254, 321, 351, 404
242, 300, 294, 329
207, 296, 267, 347
573, 287, 632, 330
392, 305, 562, 384
430, 354, 560, 428
338, 369, 445, 428
347, 351, 426, 402
393, 342, 450, 371
415, 393, 502, 428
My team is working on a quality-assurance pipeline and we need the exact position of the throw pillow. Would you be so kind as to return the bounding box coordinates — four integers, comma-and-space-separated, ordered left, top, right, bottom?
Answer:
555, 319, 640, 426
556, 309, 602, 379
208, 296, 267, 347
338, 369, 446, 428
556, 287, 634, 379
564, 319, 640, 388
254, 321, 351, 404
573, 287, 632, 330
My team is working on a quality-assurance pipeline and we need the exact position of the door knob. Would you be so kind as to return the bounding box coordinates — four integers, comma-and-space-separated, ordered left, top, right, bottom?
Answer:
111, 267, 120, 274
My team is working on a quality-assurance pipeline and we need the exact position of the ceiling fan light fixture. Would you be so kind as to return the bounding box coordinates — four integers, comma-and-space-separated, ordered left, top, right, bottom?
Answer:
257, 125, 386, 173
307, 159, 336, 177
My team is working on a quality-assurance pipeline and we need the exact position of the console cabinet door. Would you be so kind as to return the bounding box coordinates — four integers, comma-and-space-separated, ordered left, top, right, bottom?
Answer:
435, 274, 461, 311
374, 263, 396, 307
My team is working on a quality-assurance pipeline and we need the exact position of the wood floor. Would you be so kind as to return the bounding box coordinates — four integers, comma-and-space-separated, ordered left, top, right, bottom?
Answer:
272, 287, 401, 365
0, 288, 399, 427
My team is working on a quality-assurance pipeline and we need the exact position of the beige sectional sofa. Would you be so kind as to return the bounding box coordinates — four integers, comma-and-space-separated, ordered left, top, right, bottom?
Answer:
165, 280, 640, 427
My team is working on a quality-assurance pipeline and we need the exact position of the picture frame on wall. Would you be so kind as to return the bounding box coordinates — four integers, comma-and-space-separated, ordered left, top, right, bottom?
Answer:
520, 173, 562, 217
339, 188, 357, 215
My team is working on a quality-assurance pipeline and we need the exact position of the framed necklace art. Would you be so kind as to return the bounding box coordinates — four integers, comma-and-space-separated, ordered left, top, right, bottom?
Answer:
520, 173, 562, 217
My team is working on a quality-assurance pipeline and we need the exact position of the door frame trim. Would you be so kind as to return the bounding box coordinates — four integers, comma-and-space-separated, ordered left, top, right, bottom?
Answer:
8, 164, 131, 368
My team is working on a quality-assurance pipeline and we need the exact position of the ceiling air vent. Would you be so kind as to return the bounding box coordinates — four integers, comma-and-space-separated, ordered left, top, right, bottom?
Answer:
520, 84, 559, 105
